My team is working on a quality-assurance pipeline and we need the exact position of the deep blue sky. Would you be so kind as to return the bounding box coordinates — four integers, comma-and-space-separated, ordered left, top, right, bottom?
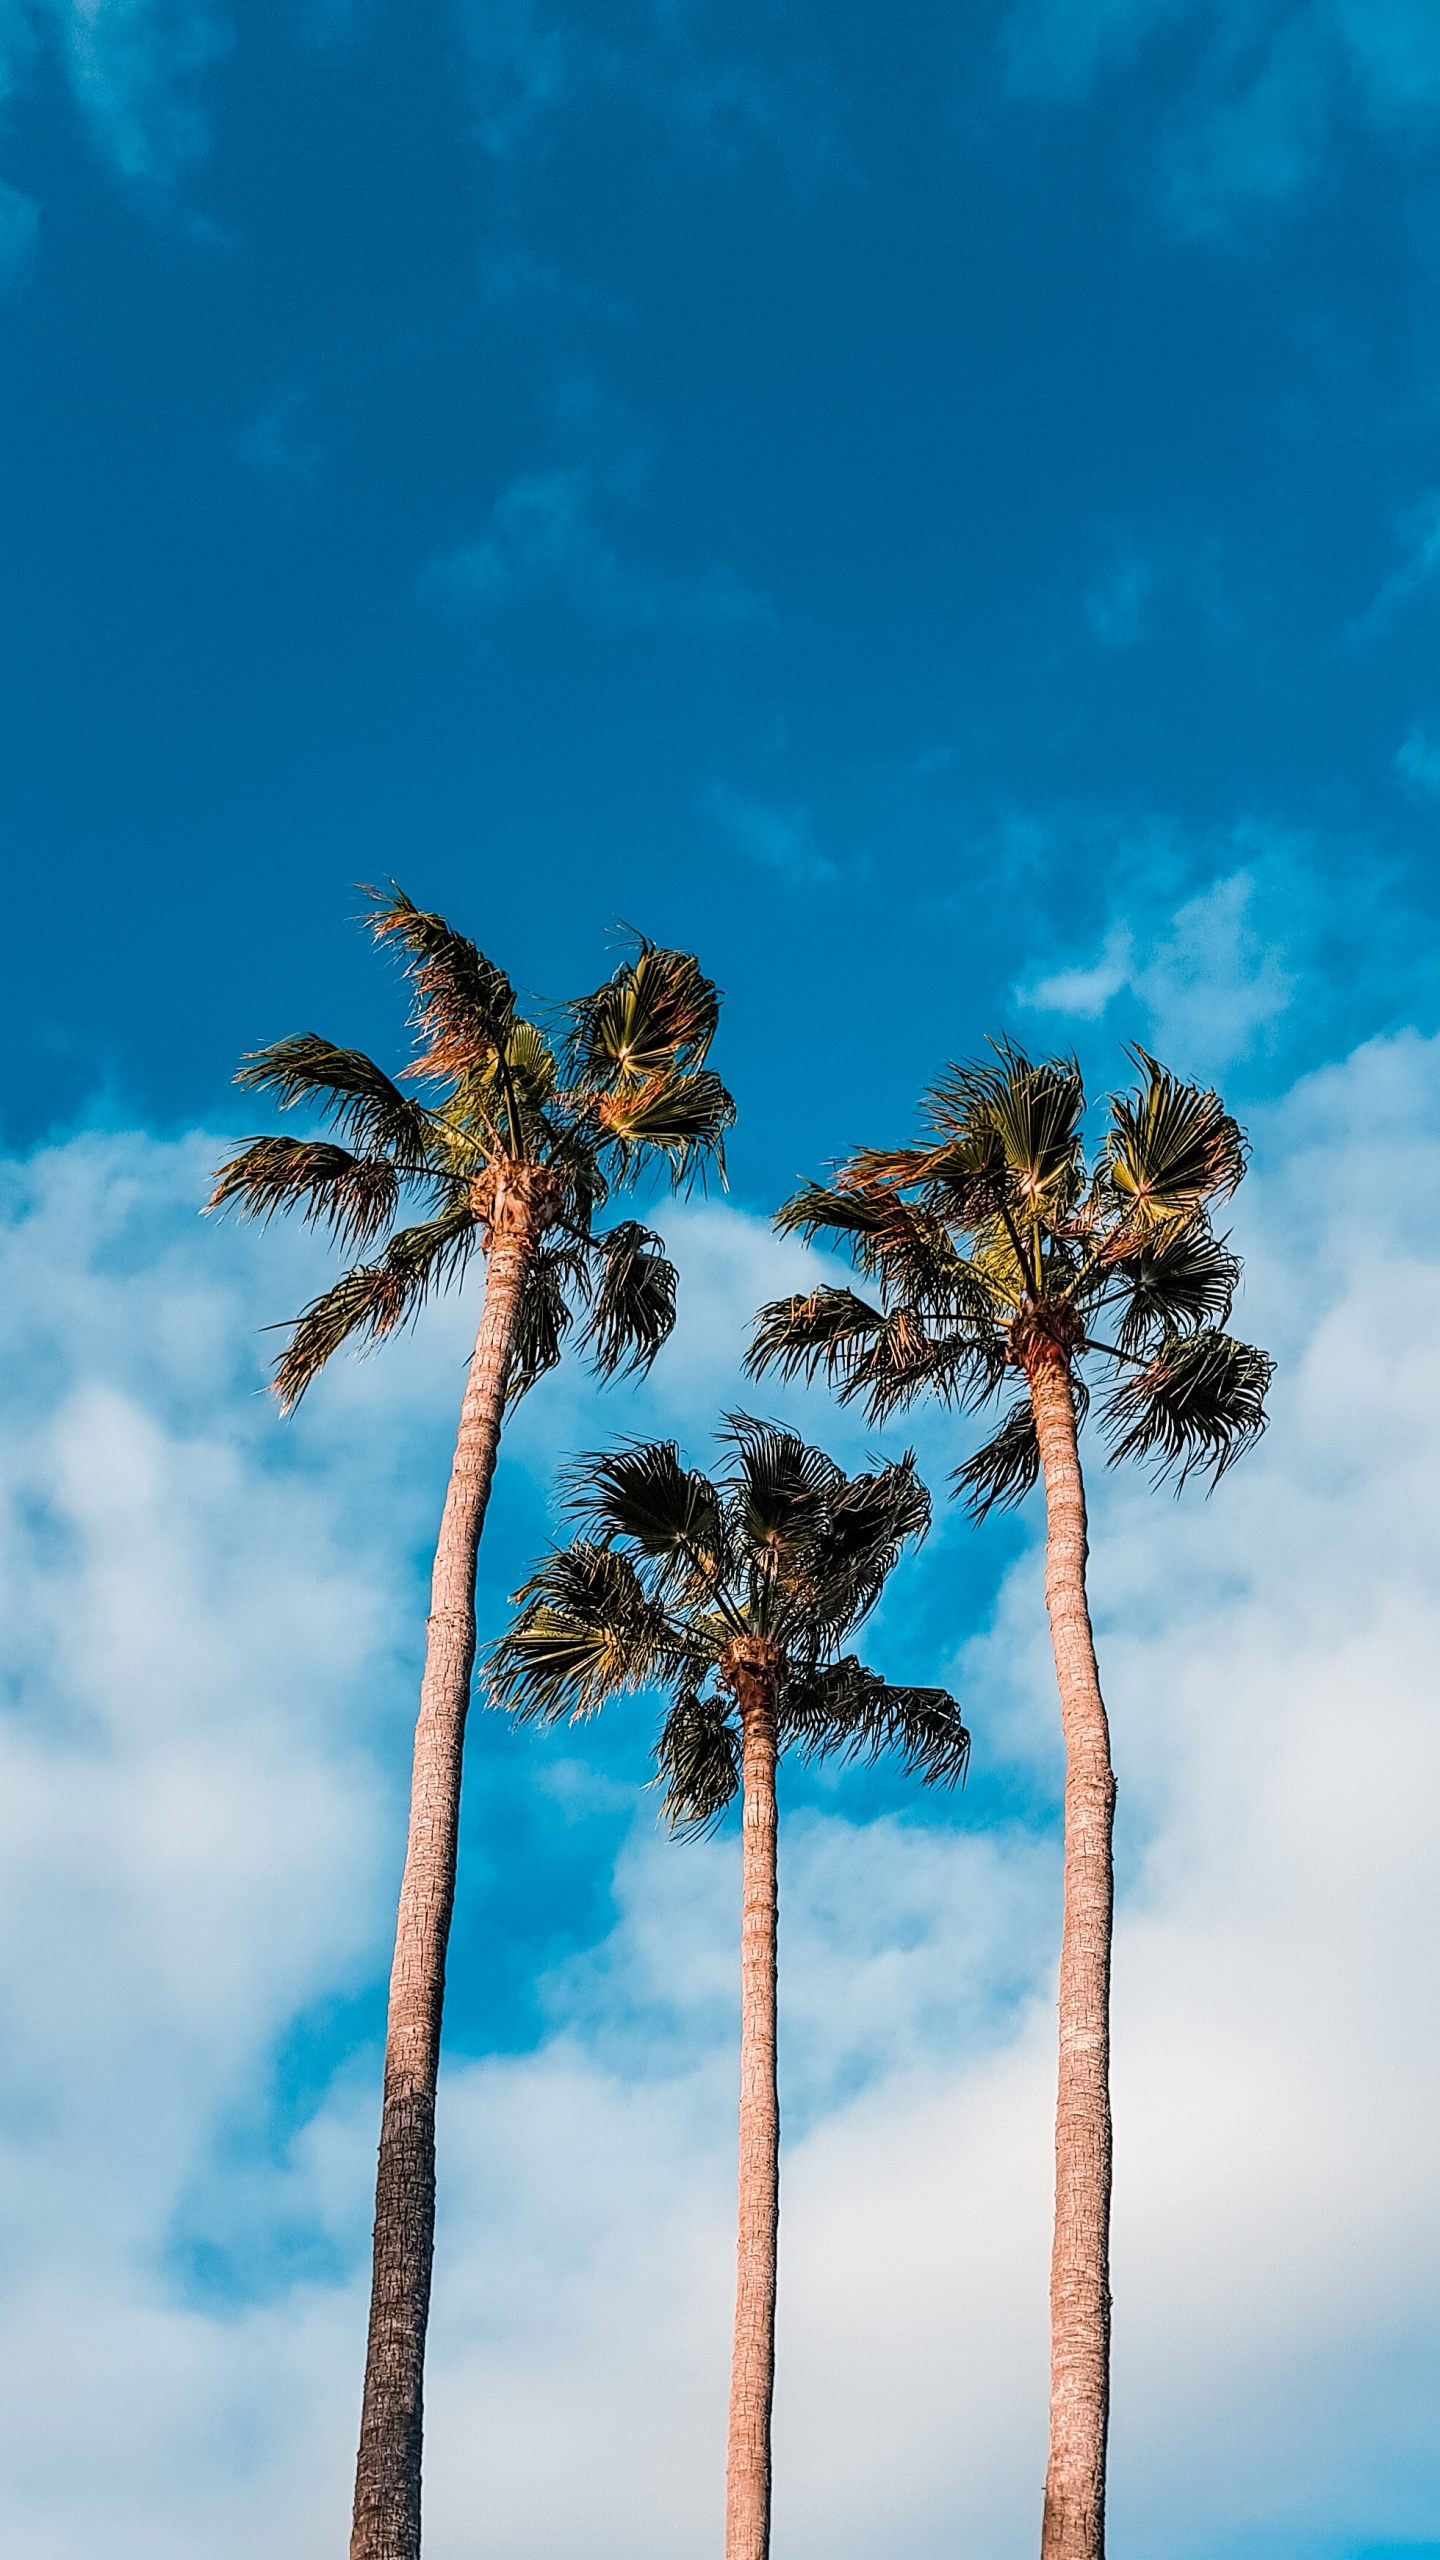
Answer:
2, 0, 1438, 1199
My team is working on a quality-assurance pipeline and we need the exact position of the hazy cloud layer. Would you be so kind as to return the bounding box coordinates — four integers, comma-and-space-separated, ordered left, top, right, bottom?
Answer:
0, 1042, 1437, 2554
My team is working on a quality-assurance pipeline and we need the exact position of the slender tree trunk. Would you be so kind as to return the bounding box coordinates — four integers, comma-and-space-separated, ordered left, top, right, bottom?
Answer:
725, 1664, 780, 2560
350, 1170, 552, 2560
1028, 1354, 1116, 2560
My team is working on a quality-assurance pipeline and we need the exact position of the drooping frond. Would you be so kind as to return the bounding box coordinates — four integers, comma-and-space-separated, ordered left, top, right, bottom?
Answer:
747, 1284, 886, 1385
579, 1221, 678, 1379
781, 1656, 970, 1787
1104, 1221, 1240, 1354
232, 1035, 436, 1167
748, 1286, 1004, 1422
484, 1543, 692, 1722
953, 1394, 1039, 1521
366, 885, 519, 1084
951, 1374, 1091, 1521
654, 1689, 742, 1835
506, 1241, 581, 1406
208, 1135, 401, 1251
1101, 1328, 1274, 1488
805, 1453, 932, 1635
567, 940, 721, 1085
270, 1199, 478, 1408
773, 1179, 903, 1248
1106, 1051, 1247, 1234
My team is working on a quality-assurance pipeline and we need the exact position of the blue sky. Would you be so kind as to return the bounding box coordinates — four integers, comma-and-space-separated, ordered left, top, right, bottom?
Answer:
0, 5, 1439, 2557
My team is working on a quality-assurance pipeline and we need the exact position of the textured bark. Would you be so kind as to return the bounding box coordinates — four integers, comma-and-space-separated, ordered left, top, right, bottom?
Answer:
1028, 1353, 1116, 2560
724, 1656, 781, 2560
350, 1167, 556, 2560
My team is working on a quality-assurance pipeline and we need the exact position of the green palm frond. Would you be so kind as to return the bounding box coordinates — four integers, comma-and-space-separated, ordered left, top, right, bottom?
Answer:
1107, 1051, 1247, 1234
746, 1284, 886, 1387
491, 1420, 944, 1806
208, 1135, 402, 1250
232, 1036, 436, 1167
781, 1656, 970, 1786
654, 1689, 742, 1835
579, 1221, 679, 1379
567, 940, 722, 1085
773, 1178, 901, 1247
502, 1020, 560, 1099
1101, 1328, 1274, 1488
924, 1045, 1086, 1214
720, 1414, 843, 1565
761, 1038, 1268, 1508
367, 885, 519, 1085
484, 1542, 693, 1721
562, 1437, 729, 1597
747, 1287, 1003, 1421
1103, 1221, 1241, 1354
271, 1200, 478, 1409
592, 1067, 734, 1185
805, 1454, 932, 1634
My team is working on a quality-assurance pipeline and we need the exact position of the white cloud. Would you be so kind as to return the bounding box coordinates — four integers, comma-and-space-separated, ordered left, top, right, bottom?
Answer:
1, 1054, 1439, 2555
1018, 867, 1293, 1064
1019, 919, 1135, 1019
433, 466, 771, 633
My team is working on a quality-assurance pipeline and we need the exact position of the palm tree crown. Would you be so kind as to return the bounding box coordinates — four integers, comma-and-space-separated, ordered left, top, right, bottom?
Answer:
209, 886, 734, 1405
749, 1043, 1273, 1508
485, 1418, 970, 1820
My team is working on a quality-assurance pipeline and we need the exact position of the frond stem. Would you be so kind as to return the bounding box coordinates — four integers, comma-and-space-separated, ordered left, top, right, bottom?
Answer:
997, 1198, 1039, 1296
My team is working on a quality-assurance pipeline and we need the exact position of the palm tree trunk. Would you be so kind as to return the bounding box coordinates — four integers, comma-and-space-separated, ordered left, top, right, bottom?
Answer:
725, 1665, 780, 2560
350, 1172, 549, 2560
1027, 1354, 1116, 2560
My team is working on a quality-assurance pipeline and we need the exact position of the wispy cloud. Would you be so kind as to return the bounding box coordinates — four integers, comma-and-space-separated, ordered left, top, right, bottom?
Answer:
1085, 547, 1154, 651
0, 177, 38, 290
234, 388, 325, 485
1395, 724, 1440, 801
704, 782, 836, 888
460, 0, 845, 189
7, 0, 231, 187
1004, 0, 1440, 230
433, 465, 771, 633
1018, 868, 1294, 1065
1351, 492, 1440, 640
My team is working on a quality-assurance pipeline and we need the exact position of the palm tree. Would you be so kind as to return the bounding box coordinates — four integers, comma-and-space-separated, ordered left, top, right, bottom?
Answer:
748, 1044, 1273, 2560
208, 889, 734, 2560
484, 1417, 971, 2560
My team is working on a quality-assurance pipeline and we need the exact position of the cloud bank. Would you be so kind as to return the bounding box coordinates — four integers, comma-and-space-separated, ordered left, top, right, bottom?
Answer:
0, 1038, 1437, 2555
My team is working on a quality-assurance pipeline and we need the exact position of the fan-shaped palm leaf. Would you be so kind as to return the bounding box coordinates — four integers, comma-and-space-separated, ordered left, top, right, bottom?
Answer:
567, 939, 721, 1085
1106, 1049, 1247, 1231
